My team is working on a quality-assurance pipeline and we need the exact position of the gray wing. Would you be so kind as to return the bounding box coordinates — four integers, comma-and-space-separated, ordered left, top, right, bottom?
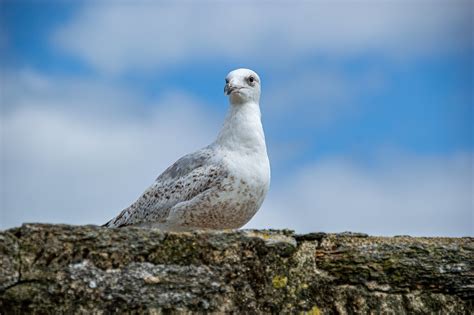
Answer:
104, 147, 224, 227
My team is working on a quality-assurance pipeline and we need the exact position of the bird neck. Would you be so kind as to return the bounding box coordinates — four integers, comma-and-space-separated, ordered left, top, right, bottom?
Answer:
215, 101, 267, 153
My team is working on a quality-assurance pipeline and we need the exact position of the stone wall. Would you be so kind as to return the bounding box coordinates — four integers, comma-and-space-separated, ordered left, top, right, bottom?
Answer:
0, 224, 472, 314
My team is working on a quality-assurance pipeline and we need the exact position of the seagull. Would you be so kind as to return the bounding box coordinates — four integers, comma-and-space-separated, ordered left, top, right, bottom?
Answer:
104, 68, 270, 230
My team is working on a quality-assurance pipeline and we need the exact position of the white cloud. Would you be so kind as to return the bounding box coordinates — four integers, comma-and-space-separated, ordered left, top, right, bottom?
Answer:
265, 66, 387, 128
1, 70, 220, 229
53, 1, 472, 74
246, 151, 473, 236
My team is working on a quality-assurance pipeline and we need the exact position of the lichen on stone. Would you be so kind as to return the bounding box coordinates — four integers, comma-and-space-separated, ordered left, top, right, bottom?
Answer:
272, 275, 288, 289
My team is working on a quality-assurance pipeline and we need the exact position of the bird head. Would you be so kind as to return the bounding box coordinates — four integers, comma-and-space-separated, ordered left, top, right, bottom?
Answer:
224, 68, 261, 104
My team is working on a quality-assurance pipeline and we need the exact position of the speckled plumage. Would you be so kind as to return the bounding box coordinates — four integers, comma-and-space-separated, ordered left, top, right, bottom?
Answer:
104, 69, 270, 230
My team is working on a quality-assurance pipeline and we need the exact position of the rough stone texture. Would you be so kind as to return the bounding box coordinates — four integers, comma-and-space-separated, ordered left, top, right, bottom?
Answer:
0, 224, 472, 314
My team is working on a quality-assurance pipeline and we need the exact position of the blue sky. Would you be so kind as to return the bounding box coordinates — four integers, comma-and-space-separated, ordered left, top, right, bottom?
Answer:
1, 1, 472, 235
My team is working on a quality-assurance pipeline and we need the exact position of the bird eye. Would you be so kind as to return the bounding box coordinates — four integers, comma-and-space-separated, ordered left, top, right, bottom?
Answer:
248, 76, 255, 83
225, 78, 229, 84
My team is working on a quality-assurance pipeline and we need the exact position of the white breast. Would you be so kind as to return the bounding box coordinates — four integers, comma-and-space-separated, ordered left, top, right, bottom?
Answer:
164, 98, 270, 230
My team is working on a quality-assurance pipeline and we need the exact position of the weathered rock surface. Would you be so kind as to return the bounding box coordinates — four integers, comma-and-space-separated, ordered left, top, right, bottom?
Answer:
0, 224, 472, 314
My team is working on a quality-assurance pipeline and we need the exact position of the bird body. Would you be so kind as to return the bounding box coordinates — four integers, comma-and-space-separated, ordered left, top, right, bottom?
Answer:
104, 69, 270, 230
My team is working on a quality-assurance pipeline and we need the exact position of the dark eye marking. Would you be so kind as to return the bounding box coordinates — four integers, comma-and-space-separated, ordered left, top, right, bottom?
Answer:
225, 78, 229, 84
248, 76, 255, 83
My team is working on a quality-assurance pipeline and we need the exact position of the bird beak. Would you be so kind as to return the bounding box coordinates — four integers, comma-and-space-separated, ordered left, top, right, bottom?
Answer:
224, 84, 237, 95
224, 84, 231, 95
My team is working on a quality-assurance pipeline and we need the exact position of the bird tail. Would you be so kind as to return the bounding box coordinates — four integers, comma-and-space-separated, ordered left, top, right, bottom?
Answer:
102, 208, 130, 228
